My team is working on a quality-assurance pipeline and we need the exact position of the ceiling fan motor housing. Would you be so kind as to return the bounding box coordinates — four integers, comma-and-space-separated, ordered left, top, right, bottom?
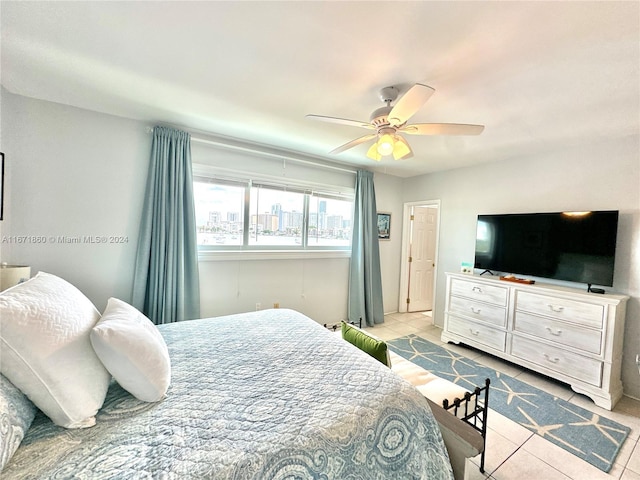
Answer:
371, 86, 402, 128
379, 86, 399, 104
370, 106, 393, 128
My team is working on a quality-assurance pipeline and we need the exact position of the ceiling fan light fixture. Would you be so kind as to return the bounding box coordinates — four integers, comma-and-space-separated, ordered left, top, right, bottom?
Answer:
366, 142, 383, 161
376, 133, 395, 156
392, 136, 412, 160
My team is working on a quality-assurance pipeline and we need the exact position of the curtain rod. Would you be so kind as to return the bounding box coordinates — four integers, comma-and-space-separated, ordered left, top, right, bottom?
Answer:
146, 126, 358, 175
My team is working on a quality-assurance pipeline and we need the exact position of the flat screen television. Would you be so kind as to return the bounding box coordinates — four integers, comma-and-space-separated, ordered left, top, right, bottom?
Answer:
474, 210, 619, 287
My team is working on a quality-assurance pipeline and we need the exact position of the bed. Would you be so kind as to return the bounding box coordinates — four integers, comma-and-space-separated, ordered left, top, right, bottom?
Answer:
0, 274, 454, 479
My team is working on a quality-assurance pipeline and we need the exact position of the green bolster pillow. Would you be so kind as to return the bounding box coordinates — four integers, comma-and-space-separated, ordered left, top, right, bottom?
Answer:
341, 322, 390, 367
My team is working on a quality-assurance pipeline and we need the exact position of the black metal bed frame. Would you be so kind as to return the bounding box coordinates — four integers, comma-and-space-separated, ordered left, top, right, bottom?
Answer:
323, 318, 362, 332
442, 378, 490, 473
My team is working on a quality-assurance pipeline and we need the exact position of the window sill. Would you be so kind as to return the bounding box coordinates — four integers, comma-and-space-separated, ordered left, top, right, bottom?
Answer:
198, 249, 351, 261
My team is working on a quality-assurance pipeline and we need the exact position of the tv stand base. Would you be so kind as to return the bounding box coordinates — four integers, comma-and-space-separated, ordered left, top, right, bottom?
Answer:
588, 284, 606, 294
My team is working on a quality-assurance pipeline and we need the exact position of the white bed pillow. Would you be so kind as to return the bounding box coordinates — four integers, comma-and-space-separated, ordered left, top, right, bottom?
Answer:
91, 298, 171, 402
0, 272, 111, 428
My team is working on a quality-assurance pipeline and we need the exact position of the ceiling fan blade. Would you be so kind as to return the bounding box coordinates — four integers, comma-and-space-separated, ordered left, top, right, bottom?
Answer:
387, 83, 435, 126
305, 114, 374, 130
392, 135, 413, 160
330, 133, 377, 155
400, 123, 485, 135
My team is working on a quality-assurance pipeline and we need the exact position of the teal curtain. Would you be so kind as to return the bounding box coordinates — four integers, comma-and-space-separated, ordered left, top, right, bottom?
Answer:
348, 170, 384, 327
132, 126, 200, 324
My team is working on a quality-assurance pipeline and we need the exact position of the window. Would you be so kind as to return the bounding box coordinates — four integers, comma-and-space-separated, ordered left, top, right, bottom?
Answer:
194, 176, 353, 250
307, 193, 353, 247
249, 185, 305, 246
194, 179, 245, 246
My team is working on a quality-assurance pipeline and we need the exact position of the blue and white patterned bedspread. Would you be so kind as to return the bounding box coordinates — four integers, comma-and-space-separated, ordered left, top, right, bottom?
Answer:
4, 309, 453, 479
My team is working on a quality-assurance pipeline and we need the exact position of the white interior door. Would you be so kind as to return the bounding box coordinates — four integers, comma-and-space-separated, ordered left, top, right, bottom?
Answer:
407, 206, 437, 312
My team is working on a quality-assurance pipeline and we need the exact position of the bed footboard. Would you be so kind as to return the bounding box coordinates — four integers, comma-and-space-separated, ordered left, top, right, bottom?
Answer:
427, 398, 484, 480
442, 378, 490, 473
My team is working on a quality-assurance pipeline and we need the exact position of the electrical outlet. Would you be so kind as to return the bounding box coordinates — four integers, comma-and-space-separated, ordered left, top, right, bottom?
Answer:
255, 303, 261, 311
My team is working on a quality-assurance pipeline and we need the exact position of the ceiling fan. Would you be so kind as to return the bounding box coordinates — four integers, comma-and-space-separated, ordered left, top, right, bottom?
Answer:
306, 83, 484, 161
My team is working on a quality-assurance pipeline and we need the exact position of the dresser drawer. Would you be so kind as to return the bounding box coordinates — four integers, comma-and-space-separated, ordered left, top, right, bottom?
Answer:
511, 335, 602, 386
450, 278, 508, 306
449, 296, 507, 327
514, 312, 602, 355
516, 291, 604, 329
447, 315, 506, 352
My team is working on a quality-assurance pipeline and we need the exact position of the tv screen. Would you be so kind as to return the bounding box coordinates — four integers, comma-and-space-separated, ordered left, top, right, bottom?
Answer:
474, 211, 619, 287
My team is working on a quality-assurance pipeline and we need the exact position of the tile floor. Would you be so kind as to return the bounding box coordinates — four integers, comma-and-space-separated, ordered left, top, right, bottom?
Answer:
366, 312, 640, 480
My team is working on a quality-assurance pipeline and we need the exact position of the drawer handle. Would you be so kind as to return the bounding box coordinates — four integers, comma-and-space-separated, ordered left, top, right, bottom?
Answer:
545, 326, 563, 336
470, 307, 482, 315
469, 329, 480, 336
548, 304, 565, 313
543, 353, 560, 364
472, 286, 483, 293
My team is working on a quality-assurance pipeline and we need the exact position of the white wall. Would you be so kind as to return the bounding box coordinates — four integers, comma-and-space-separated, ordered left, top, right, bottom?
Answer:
1, 90, 354, 324
198, 257, 349, 322
401, 136, 640, 398
372, 172, 403, 314
0, 88, 5, 259
1, 89, 149, 311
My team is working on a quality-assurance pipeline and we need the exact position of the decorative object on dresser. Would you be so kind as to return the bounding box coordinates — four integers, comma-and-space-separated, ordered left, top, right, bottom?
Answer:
0, 264, 31, 291
442, 272, 628, 410
499, 275, 535, 284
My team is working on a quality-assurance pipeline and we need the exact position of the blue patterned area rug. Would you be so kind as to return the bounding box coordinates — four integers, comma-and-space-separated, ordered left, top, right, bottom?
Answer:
387, 334, 630, 473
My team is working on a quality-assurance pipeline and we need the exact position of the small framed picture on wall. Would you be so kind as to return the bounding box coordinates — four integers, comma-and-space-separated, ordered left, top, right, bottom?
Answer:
377, 212, 391, 240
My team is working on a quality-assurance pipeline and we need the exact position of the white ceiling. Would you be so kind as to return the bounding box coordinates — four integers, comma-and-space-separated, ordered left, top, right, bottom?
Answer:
2, 1, 639, 178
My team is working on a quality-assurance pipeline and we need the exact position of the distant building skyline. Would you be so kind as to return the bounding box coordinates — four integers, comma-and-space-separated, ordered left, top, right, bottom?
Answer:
200, 201, 350, 238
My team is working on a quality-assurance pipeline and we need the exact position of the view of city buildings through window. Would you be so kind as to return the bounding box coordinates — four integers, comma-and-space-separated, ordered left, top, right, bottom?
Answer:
194, 180, 353, 248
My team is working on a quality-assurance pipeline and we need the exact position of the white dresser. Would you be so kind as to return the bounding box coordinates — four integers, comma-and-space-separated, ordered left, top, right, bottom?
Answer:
441, 272, 629, 410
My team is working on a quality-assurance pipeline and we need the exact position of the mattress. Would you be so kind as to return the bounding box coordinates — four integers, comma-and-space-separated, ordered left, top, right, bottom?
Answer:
4, 308, 453, 479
